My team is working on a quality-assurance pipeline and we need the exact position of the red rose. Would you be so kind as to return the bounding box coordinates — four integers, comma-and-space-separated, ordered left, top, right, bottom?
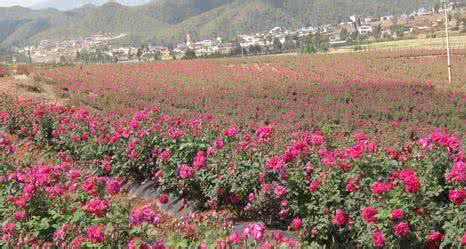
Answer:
390, 209, 404, 220
333, 209, 348, 226
291, 217, 303, 230
393, 222, 410, 237
308, 180, 320, 192
361, 206, 378, 223
371, 181, 390, 195
461, 232, 466, 246
427, 231, 443, 248
372, 230, 385, 248
403, 175, 420, 194
449, 189, 466, 205
159, 194, 169, 204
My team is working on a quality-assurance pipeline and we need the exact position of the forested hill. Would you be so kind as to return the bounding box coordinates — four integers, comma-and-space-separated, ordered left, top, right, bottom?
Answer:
0, 0, 444, 47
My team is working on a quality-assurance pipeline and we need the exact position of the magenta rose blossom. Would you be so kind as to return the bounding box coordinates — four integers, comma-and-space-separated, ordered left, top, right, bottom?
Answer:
223, 126, 238, 137
308, 180, 320, 192
178, 164, 194, 179
290, 217, 303, 229
390, 209, 404, 220
449, 189, 466, 205
248, 193, 256, 202
426, 231, 443, 247
87, 225, 105, 243
273, 184, 288, 198
266, 157, 285, 171
461, 232, 466, 246
371, 181, 390, 195
333, 209, 348, 226
14, 210, 26, 221
361, 206, 378, 223
403, 175, 421, 194
393, 222, 410, 237
83, 199, 110, 217
159, 193, 169, 204
226, 231, 241, 244
105, 178, 121, 195
372, 230, 385, 248
160, 151, 171, 162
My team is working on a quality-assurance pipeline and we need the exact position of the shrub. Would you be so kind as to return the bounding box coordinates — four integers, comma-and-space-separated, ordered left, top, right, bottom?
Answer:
1, 97, 464, 247
0, 66, 9, 77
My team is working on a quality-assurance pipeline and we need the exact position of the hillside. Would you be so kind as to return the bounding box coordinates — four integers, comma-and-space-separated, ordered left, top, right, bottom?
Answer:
0, 0, 446, 47
30, 3, 167, 45
31, 0, 152, 10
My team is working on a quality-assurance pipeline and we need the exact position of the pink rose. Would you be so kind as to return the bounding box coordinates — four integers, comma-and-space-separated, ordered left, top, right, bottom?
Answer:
333, 209, 348, 226
361, 206, 378, 223
86, 225, 105, 243
390, 209, 404, 220
291, 217, 303, 229
449, 189, 466, 205
308, 180, 321, 192
393, 222, 410, 237
159, 194, 169, 204
372, 229, 385, 248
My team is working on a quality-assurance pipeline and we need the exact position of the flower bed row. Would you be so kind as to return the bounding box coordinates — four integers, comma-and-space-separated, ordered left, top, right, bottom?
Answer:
0, 66, 9, 77
0, 97, 465, 248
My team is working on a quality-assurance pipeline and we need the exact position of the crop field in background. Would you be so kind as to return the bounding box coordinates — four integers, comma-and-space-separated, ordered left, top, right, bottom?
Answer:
1, 49, 465, 248
37, 49, 466, 144
364, 35, 466, 50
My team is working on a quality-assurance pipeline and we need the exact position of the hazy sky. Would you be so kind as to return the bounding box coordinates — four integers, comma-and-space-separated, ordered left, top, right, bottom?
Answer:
0, 0, 42, 7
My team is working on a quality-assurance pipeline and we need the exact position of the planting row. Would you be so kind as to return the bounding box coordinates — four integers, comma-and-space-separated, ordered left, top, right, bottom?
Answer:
0, 97, 465, 248
35, 50, 466, 145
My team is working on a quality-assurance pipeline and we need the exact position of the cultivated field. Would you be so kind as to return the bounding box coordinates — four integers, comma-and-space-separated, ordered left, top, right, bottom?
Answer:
36, 49, 466, 143
0, 49, 465, 248
365, 35, 466, 50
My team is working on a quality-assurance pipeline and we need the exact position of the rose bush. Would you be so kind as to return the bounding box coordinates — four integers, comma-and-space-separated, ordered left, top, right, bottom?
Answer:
1, 96, 464, 248
0, 66, 8, 77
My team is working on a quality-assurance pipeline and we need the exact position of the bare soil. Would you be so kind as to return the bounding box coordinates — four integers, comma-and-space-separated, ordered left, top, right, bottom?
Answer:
0, 75, 67, 105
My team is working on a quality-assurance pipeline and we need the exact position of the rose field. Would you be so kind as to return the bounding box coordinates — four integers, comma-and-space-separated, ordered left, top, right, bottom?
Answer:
0, 49, 465, 248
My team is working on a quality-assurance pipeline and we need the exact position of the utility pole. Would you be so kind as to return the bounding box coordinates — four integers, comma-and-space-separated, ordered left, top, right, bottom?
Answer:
12, 56, 17, 76
28, 50, 32, 64
444, 0, 452, 83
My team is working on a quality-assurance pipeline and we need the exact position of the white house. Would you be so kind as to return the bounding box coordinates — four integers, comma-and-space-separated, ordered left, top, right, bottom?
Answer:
357, 26, 373, 35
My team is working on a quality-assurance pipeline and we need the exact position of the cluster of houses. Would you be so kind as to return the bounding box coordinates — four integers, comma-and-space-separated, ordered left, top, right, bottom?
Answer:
17, 33, 127, 63
16, 2, 465, 63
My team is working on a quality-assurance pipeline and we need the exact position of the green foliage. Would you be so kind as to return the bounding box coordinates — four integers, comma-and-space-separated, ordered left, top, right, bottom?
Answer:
183, 49, 197, 60
303, 33, 329, 54
0, 0, 438, 47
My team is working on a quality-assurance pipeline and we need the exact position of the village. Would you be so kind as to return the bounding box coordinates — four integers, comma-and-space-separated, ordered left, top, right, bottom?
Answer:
15, 2, 466, 64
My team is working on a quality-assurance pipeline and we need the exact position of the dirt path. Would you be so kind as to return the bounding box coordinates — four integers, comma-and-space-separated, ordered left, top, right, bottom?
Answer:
0, 75, 67, 105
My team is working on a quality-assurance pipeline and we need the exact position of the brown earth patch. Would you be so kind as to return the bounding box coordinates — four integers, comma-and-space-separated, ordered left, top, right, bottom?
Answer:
0, 75, 68, 105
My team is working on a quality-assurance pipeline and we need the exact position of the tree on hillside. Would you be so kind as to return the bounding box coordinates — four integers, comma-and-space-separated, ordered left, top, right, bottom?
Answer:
433, 2, 441, 14
340, 28, 349, 41
373, 24, 383, 39
454, 11, 464, 30
60, 55, 67, 64
183, 49, 197, 60
283, 36, 296, 51
273, 38, 283, 52
75, 51, 81, 63
153, 51, 162, 61
248, 44, 262, 55
230, 43, 243, 56
303, 32, 329, 54
136, 48, 143, 62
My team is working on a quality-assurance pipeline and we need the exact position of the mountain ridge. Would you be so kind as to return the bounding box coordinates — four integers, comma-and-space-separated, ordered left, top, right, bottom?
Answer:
0, 0, 445, 48
31, 0, 153, 11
